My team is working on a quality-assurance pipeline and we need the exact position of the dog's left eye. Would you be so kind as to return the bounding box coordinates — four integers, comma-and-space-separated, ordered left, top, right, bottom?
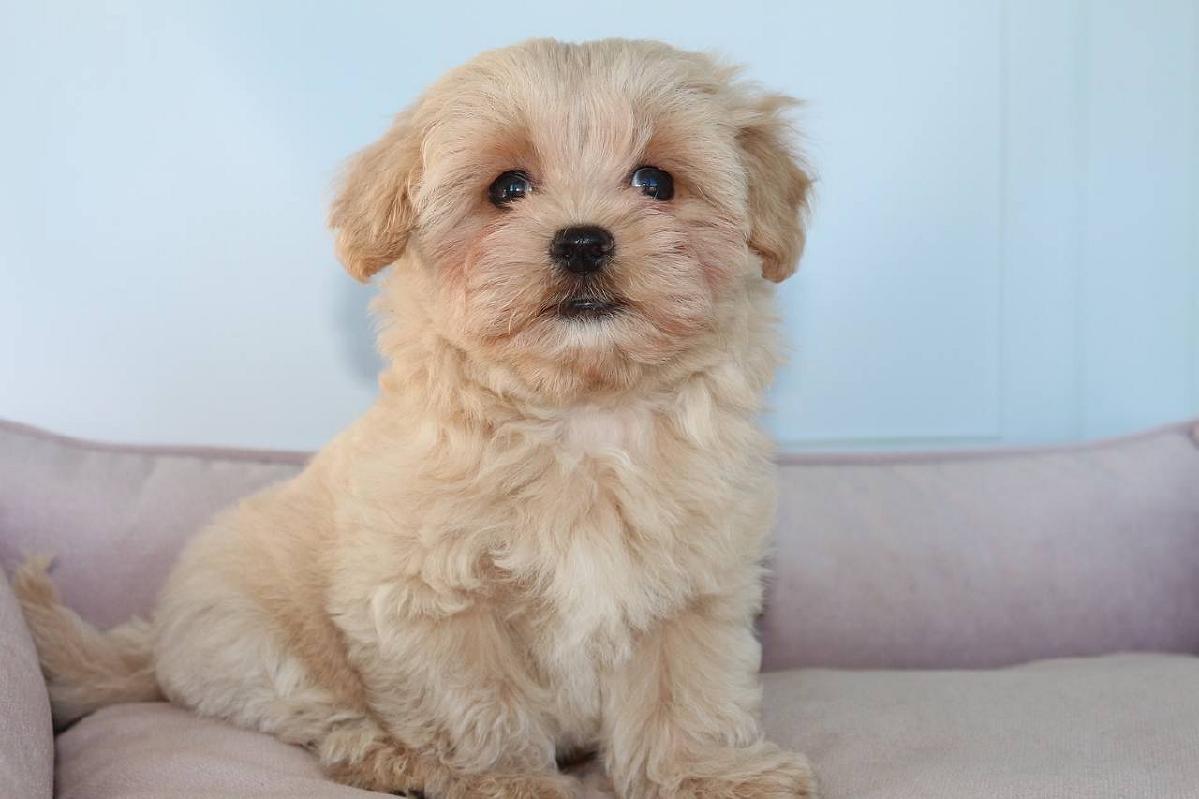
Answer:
630, 166, 674, 201
488, 170, 532, 206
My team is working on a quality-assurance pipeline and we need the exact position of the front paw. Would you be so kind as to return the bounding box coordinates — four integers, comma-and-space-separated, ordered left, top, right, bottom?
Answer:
451, 772, 581, 799
674, 745, 815, 799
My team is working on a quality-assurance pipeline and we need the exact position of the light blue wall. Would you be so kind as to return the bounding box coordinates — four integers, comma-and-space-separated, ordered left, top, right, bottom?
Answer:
1, 1, 1196, 451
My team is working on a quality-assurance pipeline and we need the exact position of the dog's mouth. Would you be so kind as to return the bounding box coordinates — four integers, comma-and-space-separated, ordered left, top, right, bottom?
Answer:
550, 295, 624, 321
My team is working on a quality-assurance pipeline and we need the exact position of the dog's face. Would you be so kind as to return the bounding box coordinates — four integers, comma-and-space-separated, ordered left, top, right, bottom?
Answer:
331, 39, 810, 398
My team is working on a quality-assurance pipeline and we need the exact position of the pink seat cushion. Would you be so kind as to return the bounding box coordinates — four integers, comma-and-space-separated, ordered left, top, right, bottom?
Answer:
55, 655, 1199, 799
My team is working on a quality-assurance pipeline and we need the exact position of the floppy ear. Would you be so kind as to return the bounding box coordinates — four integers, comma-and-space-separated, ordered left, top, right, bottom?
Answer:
329, 113, 422, 282
737, 96, 813, 282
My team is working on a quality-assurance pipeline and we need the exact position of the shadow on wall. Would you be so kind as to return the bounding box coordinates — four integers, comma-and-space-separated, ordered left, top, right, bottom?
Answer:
335, 276, 385, 388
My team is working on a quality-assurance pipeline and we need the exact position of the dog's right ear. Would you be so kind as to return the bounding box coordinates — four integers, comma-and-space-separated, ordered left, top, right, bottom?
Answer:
329, 113, 422, 282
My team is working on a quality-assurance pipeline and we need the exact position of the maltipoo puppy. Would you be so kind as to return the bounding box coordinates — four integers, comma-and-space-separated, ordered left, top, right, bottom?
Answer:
15, 38, 814, 799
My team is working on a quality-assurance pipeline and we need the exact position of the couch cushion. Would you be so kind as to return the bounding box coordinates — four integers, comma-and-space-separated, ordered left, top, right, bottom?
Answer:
55, 703, 365, 799
0, 420, 305, 630
54, 654, 1199, 799
0, 570, 53, 799
767, 654, 1199, 798
764, 422, 1199, 669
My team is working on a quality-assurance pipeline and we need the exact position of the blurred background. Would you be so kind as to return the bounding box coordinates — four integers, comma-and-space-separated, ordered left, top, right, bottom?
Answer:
1, 1, 1196, 452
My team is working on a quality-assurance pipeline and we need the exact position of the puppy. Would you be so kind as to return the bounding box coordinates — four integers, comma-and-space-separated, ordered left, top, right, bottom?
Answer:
14, 38, 814, 799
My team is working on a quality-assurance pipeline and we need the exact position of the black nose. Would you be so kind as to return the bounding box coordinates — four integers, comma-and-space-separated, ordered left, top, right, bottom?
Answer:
550, 226, 614, 275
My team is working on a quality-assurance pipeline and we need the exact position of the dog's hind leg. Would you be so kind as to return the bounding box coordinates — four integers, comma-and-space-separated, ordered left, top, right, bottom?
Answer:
153, 561, 576, 798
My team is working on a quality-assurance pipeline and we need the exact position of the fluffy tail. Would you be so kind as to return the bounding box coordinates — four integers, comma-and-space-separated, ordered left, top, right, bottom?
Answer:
11, 556, 163, 728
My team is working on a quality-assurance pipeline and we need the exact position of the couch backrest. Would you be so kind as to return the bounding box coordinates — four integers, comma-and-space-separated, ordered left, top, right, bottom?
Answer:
0, 421, 305, 632
762, 422, 1199, 669
2, 418, 1198, 670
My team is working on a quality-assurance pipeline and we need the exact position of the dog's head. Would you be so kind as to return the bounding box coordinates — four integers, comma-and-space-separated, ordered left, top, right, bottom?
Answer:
331, 39, 811, 399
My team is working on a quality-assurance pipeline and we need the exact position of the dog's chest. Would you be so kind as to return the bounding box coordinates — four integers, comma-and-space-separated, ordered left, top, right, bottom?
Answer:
558, 405, 651, 456
505, 507, 672, 743
400, 397, 756, 736
497, 405, 704, 661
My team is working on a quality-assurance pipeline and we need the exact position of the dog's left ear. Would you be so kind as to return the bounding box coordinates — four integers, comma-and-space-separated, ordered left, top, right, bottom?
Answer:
329, 112, 422, 282
736, 95, 813, 282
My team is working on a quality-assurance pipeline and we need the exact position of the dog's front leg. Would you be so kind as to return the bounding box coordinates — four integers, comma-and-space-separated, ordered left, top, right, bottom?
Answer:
331, 590, 576, 799
601, 595, 815, 799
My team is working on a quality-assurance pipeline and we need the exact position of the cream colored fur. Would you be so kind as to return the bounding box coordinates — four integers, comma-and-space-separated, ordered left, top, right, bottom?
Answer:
14, 38, 815, 799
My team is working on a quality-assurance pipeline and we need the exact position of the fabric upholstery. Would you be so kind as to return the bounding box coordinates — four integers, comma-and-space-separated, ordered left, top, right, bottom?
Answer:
0, 420, 305, 630
2, 418, 1198, 669
762, 422, 1199, 669
0, 569, 53, 799
767, 654, 1199, 798
4, 419, 1199, 796
53, 654, 1199, 799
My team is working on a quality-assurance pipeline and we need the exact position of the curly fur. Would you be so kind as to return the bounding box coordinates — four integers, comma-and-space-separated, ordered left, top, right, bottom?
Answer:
14, 38, 815, 799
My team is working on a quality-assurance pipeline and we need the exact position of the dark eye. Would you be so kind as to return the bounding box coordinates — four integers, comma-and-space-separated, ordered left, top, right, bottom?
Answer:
630, 166, 673, 201
488, 170, 532, 205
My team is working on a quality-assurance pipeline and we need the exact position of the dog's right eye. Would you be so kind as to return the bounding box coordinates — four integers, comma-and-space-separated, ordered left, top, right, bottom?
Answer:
488, 171, 532, 206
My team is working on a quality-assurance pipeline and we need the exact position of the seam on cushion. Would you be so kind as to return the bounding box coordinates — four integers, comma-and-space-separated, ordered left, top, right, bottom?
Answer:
0, 419, 310, 467
773, 416, 1199, 466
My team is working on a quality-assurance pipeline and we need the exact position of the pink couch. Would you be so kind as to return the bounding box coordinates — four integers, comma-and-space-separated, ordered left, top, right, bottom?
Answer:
3, 418, 1199, 798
